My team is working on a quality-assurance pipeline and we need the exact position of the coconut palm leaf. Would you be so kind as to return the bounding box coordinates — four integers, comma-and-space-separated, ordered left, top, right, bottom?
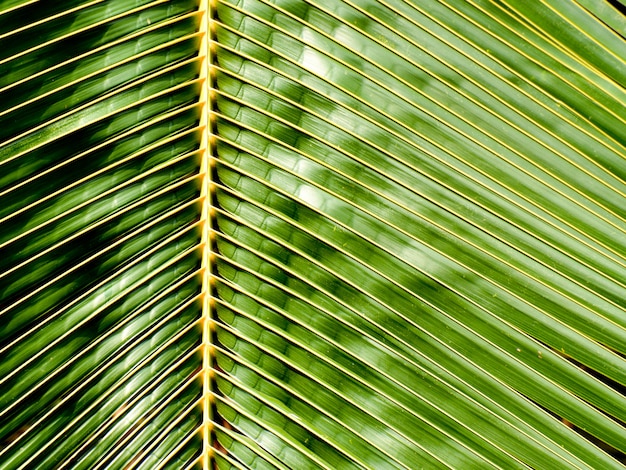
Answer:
0, 1, 205, 468
210, 0, 626, 468
2, 0, 626, 469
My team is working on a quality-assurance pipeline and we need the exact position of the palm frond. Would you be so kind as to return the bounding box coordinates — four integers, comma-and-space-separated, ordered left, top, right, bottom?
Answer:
0, 1, 204, 468
211, 0, 626, 468
2, 0, 626, 469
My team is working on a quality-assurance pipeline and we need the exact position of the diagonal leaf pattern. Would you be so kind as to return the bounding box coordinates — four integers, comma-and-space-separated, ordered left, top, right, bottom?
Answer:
1, 0, 626, 468
212, 0, 626, 468
0, 1, 204, 468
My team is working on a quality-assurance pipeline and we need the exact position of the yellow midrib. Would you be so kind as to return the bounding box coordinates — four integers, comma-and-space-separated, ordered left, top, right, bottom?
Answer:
198, 0, 217, 468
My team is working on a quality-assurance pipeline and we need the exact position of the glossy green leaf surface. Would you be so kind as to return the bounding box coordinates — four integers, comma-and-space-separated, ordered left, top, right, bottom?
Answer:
0, 1, 204, 468
2, 0, 626, 469
212, 0, 626, 468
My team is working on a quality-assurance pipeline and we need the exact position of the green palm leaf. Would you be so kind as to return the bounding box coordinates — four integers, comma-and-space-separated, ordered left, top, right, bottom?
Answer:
2, 0, 626, 469
0, 1, 204, 468
211, 0, 626, 468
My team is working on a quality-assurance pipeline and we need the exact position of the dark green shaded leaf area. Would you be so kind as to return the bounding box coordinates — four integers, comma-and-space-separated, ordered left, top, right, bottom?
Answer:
0, 1, 204, 469
212, 0, 626, 468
